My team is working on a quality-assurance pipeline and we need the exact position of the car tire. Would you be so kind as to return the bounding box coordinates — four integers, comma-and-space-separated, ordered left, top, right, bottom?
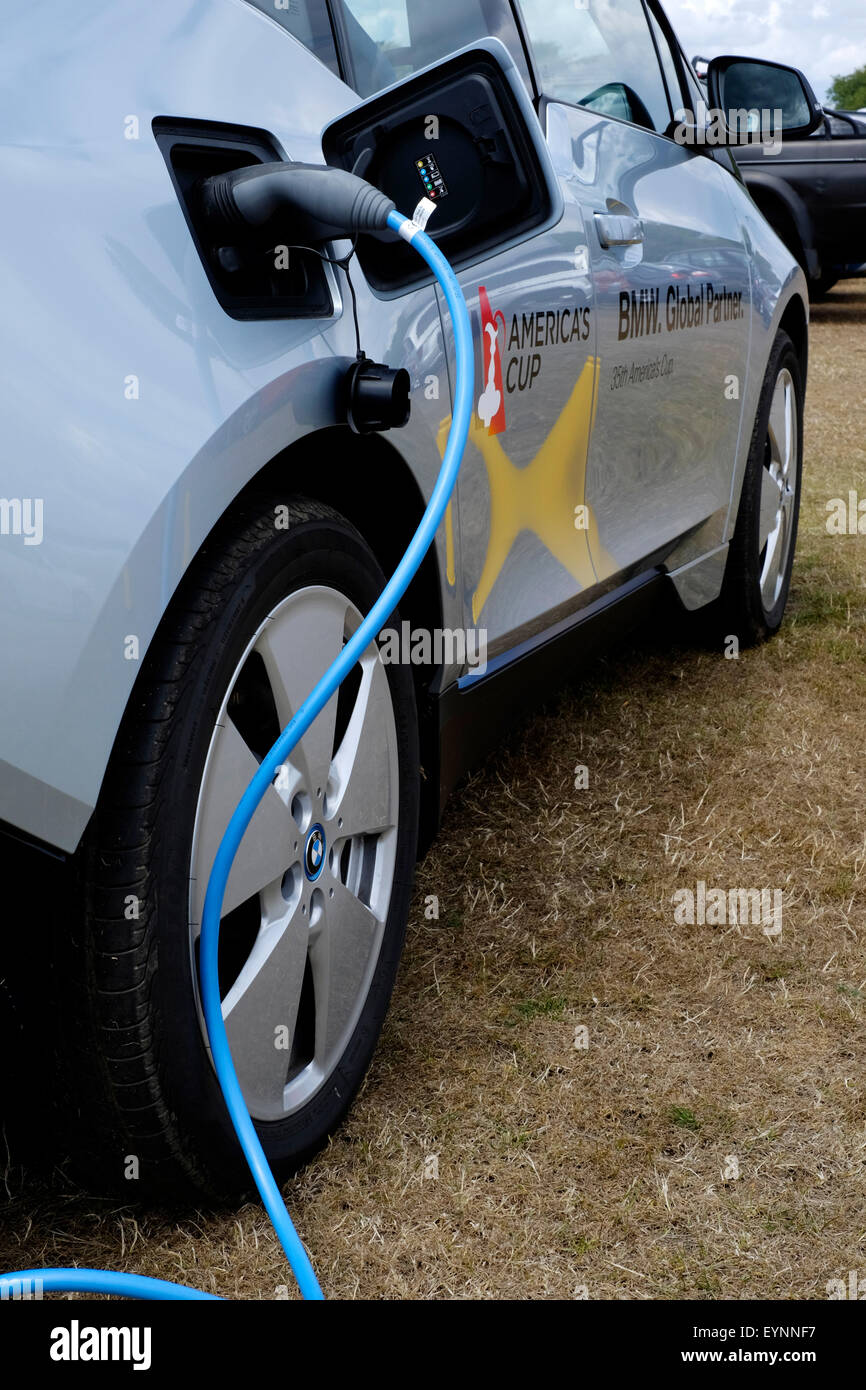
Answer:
715, 329, 804, 646
57, 495, 419, 1198
809, 274, 839, 299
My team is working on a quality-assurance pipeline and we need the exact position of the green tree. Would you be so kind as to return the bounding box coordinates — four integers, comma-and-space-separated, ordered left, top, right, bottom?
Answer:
827, 66, 866, 111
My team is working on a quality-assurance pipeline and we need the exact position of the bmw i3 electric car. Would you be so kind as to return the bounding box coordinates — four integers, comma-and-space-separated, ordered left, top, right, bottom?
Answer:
0, 1, 820, 1196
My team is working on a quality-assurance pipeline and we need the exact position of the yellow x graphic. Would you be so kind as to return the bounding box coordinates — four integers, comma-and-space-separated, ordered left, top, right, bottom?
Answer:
439, 355, 614, 623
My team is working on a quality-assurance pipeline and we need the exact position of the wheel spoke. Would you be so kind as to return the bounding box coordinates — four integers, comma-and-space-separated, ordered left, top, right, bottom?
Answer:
190, 716, 295, 930
759, 465, 783, 552
327, 654, 397, 839
768, 376, 793, 478
256, 588, 347, 796
311, 880, 381, 1064
222, 907, 310, 1116
759, 368, 798, 610
762, 523, 783, 601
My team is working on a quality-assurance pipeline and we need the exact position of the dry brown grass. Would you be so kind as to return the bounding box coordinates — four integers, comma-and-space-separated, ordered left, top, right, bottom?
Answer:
3, 281, 865, 1301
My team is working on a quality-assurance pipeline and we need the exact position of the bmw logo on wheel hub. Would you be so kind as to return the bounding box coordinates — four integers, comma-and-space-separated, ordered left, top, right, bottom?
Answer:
304, 823, 326, 881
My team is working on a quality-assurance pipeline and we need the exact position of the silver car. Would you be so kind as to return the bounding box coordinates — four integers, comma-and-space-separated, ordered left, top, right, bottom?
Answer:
0, 1, 817, 1196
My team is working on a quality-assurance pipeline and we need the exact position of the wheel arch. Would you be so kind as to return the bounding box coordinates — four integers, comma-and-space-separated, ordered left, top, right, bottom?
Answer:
778, 291, 809, 387
742, 173, 818, 281
725, 285, 809, 532
718, 292, 808, 590
231, 426, 446, 852
81, 424, 447, 865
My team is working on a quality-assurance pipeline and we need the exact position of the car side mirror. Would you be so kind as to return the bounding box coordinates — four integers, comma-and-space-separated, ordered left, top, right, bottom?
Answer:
706, 56, 824, 143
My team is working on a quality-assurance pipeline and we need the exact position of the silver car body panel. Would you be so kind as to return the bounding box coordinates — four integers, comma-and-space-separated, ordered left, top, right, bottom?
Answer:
0, 1, 807, 852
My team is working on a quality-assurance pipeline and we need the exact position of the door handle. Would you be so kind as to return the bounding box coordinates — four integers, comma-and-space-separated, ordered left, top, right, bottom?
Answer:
594, 212, 645, 248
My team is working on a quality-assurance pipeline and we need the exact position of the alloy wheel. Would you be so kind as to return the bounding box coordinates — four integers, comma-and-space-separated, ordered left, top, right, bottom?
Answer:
188, 585, 399, 1122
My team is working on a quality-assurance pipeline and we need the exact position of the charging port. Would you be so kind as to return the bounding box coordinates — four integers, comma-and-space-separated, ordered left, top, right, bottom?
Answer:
153, 117, 333, 321
322, 41, 562, 295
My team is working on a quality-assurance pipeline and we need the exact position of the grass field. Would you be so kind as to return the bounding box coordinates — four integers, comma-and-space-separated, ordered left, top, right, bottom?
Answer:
2, 279, 865, 1301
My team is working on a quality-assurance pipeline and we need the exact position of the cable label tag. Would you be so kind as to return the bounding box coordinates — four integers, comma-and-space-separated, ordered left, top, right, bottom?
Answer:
412, 197, 437, 231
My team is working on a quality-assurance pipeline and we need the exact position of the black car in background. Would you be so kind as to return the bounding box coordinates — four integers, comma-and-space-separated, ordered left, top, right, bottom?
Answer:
733, 106, 866, 297
691, 55, 864, 297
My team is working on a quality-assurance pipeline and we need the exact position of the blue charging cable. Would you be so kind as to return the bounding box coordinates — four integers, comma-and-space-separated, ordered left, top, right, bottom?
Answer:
0, 211, 473, 1303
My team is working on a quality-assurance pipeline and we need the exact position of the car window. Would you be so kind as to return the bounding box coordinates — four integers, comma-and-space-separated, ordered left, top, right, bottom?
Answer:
242, 0, 340, 77
518, 0, 673, 135
825, 112, 861, 137
332, 0, 531, 98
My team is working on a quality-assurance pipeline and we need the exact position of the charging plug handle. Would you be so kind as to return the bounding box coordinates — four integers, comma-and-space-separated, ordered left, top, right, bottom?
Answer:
201, 162, 397, 243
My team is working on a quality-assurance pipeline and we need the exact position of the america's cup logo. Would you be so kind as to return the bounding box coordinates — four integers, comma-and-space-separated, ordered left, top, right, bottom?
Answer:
476, 285, 507, 435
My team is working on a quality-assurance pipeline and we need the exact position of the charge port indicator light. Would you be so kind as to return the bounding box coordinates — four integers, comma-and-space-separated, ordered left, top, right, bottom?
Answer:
415, 155, 448, 201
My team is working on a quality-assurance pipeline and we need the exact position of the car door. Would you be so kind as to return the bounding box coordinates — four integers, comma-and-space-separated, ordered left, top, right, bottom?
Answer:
313, 0, 602, 666
517, 0, 753, 585
437, 178, 600, 650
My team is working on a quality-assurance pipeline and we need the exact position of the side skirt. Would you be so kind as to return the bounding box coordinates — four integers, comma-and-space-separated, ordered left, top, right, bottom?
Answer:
435, 568, 668, 819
